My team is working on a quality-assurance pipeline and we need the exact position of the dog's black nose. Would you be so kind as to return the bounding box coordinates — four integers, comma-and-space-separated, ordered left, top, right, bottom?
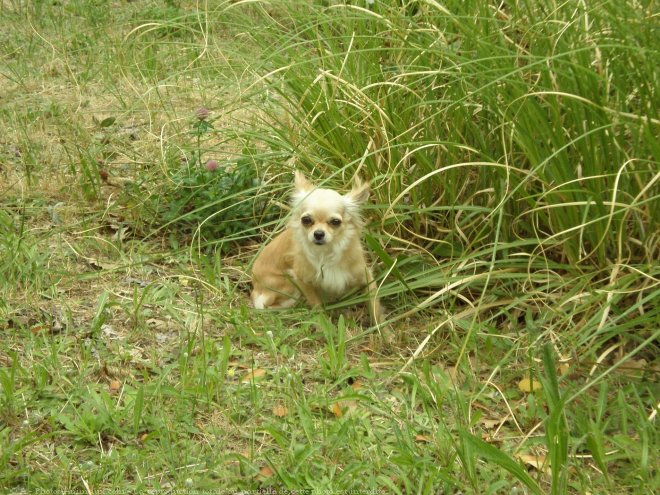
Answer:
313, 230, 325, 241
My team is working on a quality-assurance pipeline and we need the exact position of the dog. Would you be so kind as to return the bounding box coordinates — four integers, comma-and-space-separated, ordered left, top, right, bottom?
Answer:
250, 171, 384, 325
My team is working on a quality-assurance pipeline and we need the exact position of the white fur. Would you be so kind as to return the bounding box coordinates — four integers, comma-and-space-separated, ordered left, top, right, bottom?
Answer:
252, 293, 269, 309
252, 290, 298, 309
317, 263, 352, 297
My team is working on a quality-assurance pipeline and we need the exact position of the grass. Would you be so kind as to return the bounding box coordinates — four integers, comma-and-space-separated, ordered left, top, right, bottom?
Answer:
1, 0, 658, 493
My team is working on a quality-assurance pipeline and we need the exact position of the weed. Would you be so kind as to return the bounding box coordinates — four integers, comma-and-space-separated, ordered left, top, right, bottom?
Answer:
0, 207, 51, 291
152, 110, 275, 251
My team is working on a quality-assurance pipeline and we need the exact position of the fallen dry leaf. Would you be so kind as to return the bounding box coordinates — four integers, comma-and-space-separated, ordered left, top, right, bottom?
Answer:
478, 417, 504, 430
146, 318, 170, 330
330, 399, 359, 418
620, 358, 649, 377
445, 366, 464, 385
517, 453, 550, 474
415, 434, 431, 443
242, 368, 267, 382
258, 466, 274, 479
626, 358, 647, 369
88, 258, 119, 271
518, 377, 542, 393
272, 404, 289, 417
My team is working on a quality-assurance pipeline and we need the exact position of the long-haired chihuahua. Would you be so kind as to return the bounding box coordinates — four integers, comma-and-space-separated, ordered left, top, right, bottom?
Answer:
251, 171, 383, 325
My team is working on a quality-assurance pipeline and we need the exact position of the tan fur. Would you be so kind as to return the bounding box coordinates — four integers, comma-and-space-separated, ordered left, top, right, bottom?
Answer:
251, 172, 384, 325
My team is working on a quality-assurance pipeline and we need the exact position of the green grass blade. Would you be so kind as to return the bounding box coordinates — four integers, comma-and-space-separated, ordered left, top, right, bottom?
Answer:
459, 430, 544, 495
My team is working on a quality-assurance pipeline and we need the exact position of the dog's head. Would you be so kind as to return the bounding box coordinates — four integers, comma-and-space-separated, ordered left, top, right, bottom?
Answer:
290, 171, 369, 251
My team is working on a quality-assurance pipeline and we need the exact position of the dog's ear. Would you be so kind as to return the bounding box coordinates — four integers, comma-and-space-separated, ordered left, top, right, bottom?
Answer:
346, 177, 370, 204
294, 170, 314, 192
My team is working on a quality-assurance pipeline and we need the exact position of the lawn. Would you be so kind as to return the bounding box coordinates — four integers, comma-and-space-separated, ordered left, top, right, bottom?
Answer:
0, 0, 658, 493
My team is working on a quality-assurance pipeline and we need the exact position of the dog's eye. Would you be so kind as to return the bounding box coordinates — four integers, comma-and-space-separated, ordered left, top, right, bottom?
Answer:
301, 216, 313, 226
329, 218, 342, 227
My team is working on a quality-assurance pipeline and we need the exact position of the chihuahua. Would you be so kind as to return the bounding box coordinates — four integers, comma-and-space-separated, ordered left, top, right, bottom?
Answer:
251, 171, 383, 325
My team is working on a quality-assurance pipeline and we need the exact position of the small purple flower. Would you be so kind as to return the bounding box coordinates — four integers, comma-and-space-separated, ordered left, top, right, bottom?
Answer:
195, 107, 210, 121
205, 159, 219, 172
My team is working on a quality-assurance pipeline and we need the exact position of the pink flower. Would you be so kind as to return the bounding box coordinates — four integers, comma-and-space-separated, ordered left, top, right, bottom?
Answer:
205, 159, 219, 172
195, 107, 210, 121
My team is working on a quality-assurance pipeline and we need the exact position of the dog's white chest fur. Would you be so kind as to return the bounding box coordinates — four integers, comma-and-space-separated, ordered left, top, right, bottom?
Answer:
316, 263, 351, 298
302, 247, 354, 299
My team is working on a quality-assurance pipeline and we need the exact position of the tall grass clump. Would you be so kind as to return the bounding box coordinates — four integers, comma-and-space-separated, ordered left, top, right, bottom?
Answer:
224, 0, 658, 339
218, 0, 658, 489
